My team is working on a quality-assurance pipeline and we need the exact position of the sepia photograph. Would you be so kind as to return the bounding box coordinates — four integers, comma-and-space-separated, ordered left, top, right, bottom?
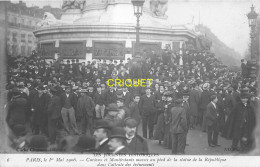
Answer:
0, 0, 259, 166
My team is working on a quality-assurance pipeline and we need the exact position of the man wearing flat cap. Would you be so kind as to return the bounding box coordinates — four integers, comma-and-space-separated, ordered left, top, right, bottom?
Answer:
60, 86, 79, 135
124, 118, 149, 153
108, 127, 130, 154
169, 99, 188, 154
94, 120, 111, 153
77, 89, 95, 135
139, 87, 156, 139
129, 94, 141, 128
104, 103, 124, 127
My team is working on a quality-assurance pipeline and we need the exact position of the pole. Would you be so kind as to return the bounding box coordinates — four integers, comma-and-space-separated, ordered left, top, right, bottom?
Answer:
135, 14, 141, 54
251, 26, 256, 60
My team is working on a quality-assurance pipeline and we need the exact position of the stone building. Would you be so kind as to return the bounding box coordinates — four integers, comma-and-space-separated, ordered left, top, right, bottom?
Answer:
6, 1, 62, 57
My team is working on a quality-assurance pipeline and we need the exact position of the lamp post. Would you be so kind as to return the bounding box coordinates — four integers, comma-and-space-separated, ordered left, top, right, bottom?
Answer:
247, 4, 258, 60
131, 0, 145, 56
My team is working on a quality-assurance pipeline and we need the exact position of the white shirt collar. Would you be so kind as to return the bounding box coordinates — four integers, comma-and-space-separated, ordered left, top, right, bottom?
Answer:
126, 134, 135, 143
99, 138, 108, 146
211, 101, 216, 109
113, 146, 125, 154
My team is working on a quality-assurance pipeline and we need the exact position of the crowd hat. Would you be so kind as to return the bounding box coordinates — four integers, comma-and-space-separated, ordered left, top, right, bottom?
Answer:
175, 99, 184, 104
132, 93, 141, 98
216, 87, 223, 92
106, 103, 119, 111
49, 87, 57, 93
37, 85, 45, 91
163, 91, 174, 97
202, 83, 210, 90
240, 87, 252, 99
124, 118, 138, 128
145, 87, 153, 91
95, 120, 111, 130
6, 84, 15, 90
72, 135, 97, 153
109, 127, 127, 140
181, 89, 190, 96
79, 89, 88, 93
11, 88, 22, 96
28, 135, 48, 152
72, 86, 79, 90
116, 90, 123, 95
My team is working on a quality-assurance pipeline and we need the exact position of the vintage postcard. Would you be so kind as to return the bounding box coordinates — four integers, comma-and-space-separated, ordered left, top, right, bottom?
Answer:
0, 0, 259, 167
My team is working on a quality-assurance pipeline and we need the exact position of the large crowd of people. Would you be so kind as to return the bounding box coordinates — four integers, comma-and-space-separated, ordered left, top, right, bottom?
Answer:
5, 47, 259, 154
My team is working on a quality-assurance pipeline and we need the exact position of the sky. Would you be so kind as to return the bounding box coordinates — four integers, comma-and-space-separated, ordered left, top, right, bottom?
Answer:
10, 0, 260, 57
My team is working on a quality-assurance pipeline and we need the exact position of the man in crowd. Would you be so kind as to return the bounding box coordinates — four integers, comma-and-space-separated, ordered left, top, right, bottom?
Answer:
77, 89, 95, 135
124, 118, 149, 153
93, 120, 111, 153
206, 95, 220, 147
200, 83, 211, 132
47, 87, 62, 144
93, 85, 105, 119
139, 87, 156, 139
169, 99, 188, 154
60, 86, 79, 135
107, 127, 130, 154
129, 94, 141, 128
31, 85, 49, 135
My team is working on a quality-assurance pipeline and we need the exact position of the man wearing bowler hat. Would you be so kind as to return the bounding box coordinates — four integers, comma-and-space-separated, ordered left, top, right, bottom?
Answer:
124, 118, 149, 153
229, 89, 255, 152
108, 127, 130, 154
72, 135, 97, 153
139, 87, 156, 139
31, 85, 49, 135
93, 120, 111, 153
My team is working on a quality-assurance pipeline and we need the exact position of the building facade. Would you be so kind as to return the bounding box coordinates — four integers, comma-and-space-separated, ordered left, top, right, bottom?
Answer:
6, 1, 62, 57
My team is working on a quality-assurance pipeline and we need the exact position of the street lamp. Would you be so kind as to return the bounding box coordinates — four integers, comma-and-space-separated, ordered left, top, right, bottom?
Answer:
131, 0, 145, 56
247, 4, 258, 60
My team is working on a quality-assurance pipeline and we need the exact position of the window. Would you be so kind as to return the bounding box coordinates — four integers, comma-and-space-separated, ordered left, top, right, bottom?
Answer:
21, 33, 26, 42
21, 45, 26, 56
12, 32, 17, 42
12, 17, 17, 24
28, 34, 32, 43
21, 19, 24, 25
8, 15, 12, 23
7, 31, 10, 41
27, 46, 32, 56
